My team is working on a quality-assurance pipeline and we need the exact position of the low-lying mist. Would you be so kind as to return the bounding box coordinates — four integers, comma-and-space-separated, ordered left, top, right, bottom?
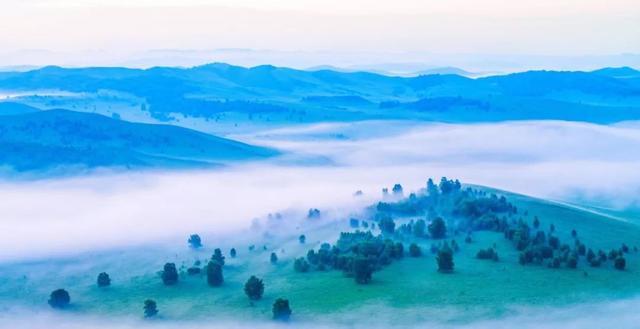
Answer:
1, 120, 640, 261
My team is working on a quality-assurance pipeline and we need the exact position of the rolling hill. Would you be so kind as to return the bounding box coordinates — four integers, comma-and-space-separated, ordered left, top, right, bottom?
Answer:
0, 64, 639, 124
0, 109, 278, 173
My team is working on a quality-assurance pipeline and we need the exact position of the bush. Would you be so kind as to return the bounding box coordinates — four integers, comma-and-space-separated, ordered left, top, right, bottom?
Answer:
244, 275, 264, 300
97, 272, 111, 287
187, 267, 201, 275
476, 248, 498, 261
161, 263, 178, 285
429, 217, 447, 239
48, 289, 70, 309
188, 234, 202, 249
615, 257, 626, 270
272, 298, 292, 321
144, 299, 158, 318
409, 243, 422, 257
206, 261, 224, 286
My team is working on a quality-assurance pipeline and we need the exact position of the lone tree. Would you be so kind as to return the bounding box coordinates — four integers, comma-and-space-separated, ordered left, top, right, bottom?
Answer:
272, 298, 292, 321
162, 263, 178, 285
188, 234, 202, 249
270, 252, 278, 264
144, 299, 158, 318
436, 246, 454, 273
97, 272, 111, 287
206, 261, 224, 286
353, 257, 373, 284
299, 234, 306, 244
211, 248, 226, 266
244, 275, 264, 300
409, 243, 422, 257
48, 289, 70, 309
615, 257, 626, 270
230, 248, 237, 258
429, 217, 447, 239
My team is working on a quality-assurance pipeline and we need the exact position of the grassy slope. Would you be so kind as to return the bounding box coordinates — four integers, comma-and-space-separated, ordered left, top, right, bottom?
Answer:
1, 187, 639, 324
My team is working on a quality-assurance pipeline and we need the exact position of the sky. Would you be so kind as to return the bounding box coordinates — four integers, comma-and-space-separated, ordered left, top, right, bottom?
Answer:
0, 0, 639, 70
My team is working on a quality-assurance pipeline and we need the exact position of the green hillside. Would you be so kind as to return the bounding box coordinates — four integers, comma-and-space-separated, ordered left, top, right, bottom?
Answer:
1, 179, 638, 325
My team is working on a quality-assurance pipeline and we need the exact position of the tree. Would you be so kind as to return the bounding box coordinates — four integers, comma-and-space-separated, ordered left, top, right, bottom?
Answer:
567, 255, 578, 269
414, 219, 426, 237
272, 298, 292, 321
206, 261, 224, 286
299, 234, 306, 244
533, 217, 540, 229
97, 272, 111, 287
230, 248, 237, 258
379, 217, 395, 235
211, 248, 225, 266
270, 252, 278, 264
353, 257, 373, 284
436, 246, 454, 273
427, 178, 439, 197
162, 263, 178, 285
144, 299, 158, 318
392, 184, 403, 196
188, 234, 202, 249
294, 257, 310, 272
615, 257, 626, 270
48, 289, 70, 309
244, 275, 264, 300
409, 243, 422, 257
429, 217, 447, 239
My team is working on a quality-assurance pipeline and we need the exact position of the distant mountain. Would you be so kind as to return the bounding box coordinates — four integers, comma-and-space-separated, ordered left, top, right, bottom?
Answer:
0, 102, 40, 116
0, 63, 639, 124
0, 110, 278, 173
592, 67, 640, 78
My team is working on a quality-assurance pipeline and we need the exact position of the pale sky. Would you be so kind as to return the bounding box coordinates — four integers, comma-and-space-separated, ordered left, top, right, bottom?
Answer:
0, 0, 639, 68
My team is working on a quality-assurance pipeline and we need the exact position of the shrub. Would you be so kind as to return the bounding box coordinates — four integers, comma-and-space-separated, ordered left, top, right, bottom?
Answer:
244, 276, 264, 300
272, 298, 292, 321
144, 299, 158, 318
97, 272, 111, 287
187, 267, 201, 275
48, 289, 70, 309
161, 263, 178, 285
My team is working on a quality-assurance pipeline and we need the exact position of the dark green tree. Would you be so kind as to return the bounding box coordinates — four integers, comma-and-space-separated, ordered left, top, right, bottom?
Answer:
299, 234, 306, 244
270, 252, 278, 264
353, 257, 373, 284
272, 298, 292, 321
429, 217, 447, 239
188, 234, 202, 249
244, 275, 264, 300
615, 257, 626, 270
206, 261, 224, 286
409, 243, 422, 257
48, 289, 70, 309
436, 246, 454, 273
379, 217, 395, 235
230, 248, 237, 258
97, 272, 111, 287
211, 248, 225, 266
161, 263, 178, 285
414, 219, 426, 237
294, 257, 310, 272
144, 299, 158, 318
